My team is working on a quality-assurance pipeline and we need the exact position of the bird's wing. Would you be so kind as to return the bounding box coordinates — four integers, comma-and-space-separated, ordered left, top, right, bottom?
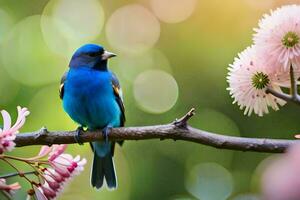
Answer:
111, 72, 126, 150
111, 72, 126, 127
59, 71, 68, 99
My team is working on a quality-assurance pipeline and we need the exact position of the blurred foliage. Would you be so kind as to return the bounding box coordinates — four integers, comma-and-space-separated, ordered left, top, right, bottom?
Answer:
0, 0, 300, 199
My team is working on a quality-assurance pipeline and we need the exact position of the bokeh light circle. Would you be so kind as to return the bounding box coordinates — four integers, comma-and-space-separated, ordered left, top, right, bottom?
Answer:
0, 9, 14, 44
28, 85, 75, 130
150, 0, 197, 23
250, 155, 280, 192
1, 15, 68, 86
195, 108, 240, 136
185, 162, 233, 200
0, 68, 19, 105
41, 0, 105, 56
117, 48, 172, 81
133, 70, 178, 114
106, 4, 160, 54
244, 0, 274, 10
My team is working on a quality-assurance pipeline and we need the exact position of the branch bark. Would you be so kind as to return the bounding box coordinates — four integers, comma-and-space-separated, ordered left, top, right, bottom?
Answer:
290, 65, 298, 98
266, 65, 300, 105
266, 87, 300, 105
14, 109, 298, 153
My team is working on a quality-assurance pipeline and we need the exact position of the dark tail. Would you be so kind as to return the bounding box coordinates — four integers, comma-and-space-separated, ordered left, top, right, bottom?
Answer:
91, 142, 117, 189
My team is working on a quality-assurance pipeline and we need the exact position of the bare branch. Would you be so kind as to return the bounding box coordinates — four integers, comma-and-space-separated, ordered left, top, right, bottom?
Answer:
0, 171, 36, 179
266, 87, 300, 105
266, 65, 300, 105
173, 108, 195, 128
13, 109, 298, 153
290, 64, 299, 99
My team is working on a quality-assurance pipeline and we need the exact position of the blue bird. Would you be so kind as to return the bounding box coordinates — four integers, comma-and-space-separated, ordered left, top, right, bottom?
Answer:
59, 44, 125, 189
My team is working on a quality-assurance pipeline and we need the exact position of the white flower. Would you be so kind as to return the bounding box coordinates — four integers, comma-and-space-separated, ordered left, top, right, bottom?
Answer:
0, 106, 30, 153
254, 5, 300, 71
227, 46, 286, 116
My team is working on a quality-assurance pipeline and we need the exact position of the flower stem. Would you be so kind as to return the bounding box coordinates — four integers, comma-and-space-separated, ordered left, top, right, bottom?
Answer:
289, 64, 299, 99
266, 65, 300, 106
266, 87, 300, 105
0, 171, 36, 179
2, 155, 34, 163
1, 155, 45, 183
1, 158, 34, 184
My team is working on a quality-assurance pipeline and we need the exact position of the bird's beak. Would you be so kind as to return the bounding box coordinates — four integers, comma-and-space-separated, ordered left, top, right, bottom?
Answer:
102, 51, 117, 60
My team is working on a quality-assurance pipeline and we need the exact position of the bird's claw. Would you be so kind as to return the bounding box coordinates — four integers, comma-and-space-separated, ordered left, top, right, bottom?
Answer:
74, 126, 84, 145
102, 126, 112, 144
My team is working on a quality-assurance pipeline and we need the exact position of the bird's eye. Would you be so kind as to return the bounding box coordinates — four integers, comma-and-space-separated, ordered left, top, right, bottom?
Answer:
89, 52, 98, 57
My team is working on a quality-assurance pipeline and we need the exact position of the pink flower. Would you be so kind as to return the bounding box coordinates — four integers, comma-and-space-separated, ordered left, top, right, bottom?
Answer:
37, 154, 86, 199
40, 183, 57, 199
32, 146, 87, 199
254, 5, 300, 71
36, 144, 68, 161
0, 178, 21, 195
49, 154, 86, 178
0, 106, 30, 153
262, 144, 300, 200
227, 46, 286, 116
33, 185, 48, 200
48, 145, 67, 161
44, 168, 65, 183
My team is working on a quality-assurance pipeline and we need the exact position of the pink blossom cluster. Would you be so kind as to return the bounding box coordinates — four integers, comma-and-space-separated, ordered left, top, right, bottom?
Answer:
0, 106, 29, 153
227, 5, 300, 116
0, 107, 87, 199
254, 5, 300, 71
32, 144, 87, 200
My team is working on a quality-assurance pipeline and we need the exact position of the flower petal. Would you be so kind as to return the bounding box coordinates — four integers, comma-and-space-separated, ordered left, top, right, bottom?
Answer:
1, 110, 11, 132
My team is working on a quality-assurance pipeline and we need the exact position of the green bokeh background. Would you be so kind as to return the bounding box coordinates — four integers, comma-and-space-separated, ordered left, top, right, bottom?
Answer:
0, 0, 299, 199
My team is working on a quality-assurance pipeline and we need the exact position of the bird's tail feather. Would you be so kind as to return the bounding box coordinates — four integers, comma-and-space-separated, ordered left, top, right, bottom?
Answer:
91, 142, 117, 189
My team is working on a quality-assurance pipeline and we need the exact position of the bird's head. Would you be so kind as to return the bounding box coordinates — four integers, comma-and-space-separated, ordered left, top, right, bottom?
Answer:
69, 44, 116, 70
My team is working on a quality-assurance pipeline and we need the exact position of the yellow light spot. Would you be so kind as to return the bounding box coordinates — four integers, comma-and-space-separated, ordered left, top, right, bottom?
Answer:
133, 70, 178, 114
41, 0, 105, 57
150, 0, 197, 23
106, 4, 160, 54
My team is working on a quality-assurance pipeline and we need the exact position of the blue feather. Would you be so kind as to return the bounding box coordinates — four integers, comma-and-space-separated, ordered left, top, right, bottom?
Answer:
63, 67, 121, 129
91, 141, 117, 189
62, 44, 123, 189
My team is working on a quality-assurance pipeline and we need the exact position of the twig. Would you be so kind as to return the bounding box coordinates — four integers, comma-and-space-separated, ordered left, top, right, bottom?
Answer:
0, 191, 12, 200
1, 159, 33, 185
0, 171, 36, 179
266, 87, 300, 105
13, 109, 298, 153
266, 64, 300, 104
290, 64, 300, 100
173, 108, 195, 128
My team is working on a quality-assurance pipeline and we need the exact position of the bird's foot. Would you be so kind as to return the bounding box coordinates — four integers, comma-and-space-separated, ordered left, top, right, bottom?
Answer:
102, 126, 112, 143
74, 126, 84, 145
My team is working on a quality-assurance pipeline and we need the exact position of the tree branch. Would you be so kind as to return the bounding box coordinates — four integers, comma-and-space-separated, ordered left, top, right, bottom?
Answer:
266, 87, 300, 105
266, 64, 300, 105
290, 65, 298, 98
13, 109, 298, 153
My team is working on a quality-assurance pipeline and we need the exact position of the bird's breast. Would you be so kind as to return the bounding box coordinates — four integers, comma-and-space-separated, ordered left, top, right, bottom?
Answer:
66, 68, 111, 94
63, 68, 121, 128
